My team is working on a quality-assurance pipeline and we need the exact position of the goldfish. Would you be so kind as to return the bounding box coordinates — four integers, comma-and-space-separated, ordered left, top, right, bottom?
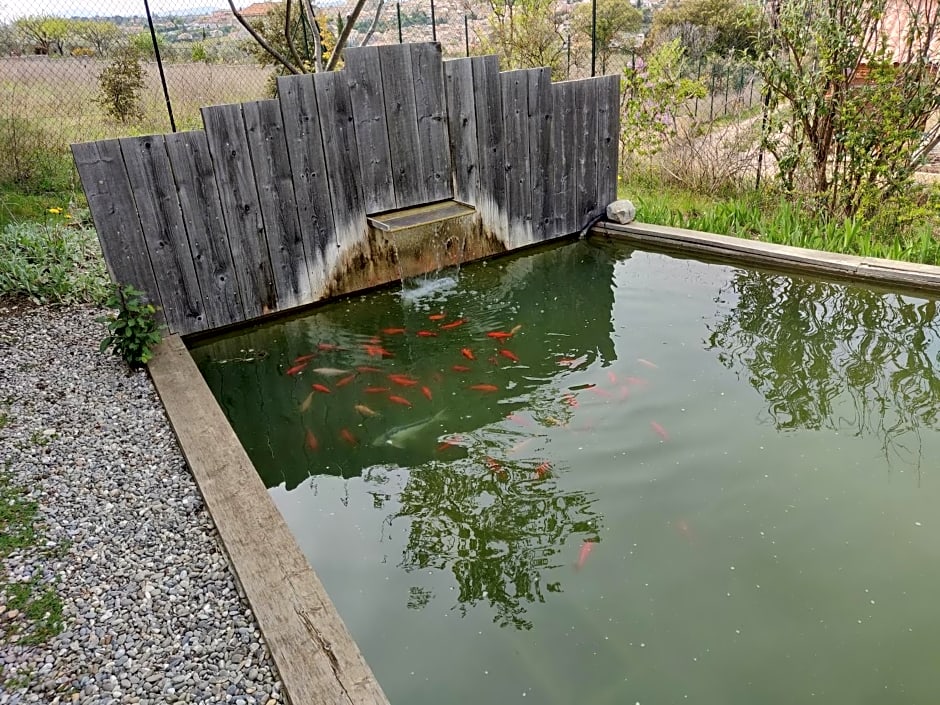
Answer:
534, 461, 551, 478
484, 456, 502, 473
441, 319, 466, 330
364, 386, 389, 393
421, 386, 433, 401
510, 324, 522, 335
675, 518, 694, 542
562, 393, 579, 407
451, 364, 471, 372
637, 358, 658, 369
285, 361, 309, 376
607, 370, 618, 384
317, 343, 342, 351
293, 353, 316, 364
617, 385, 631, 400
436, 434, 464, 452
357, 365, 382, 373
299, 391, 315, 413
336, 374, 356, 387
460, 348, 475, 360
388, 395, 412, 407
417, 330, 438, 337
557, 356, 586, 367
509, 438, 534, 455
499, 349, 519, 362
428, 313, 446, 321
364, 344, 393, 358
311, 383, 331, 394
506, 413, 532, 427
355, 403, 379, 417
312, 367, 350, 376
340, 428, 358, 446
469, 384, 499, 392
382, 327, 406, 335
576, 541, 596, 570
486, 331, 513, 340
650, 421, 669, 441
588, 386, 613, 398
388, 374, 418, 387
305, 428, 319, 451
369, 336, 381, 344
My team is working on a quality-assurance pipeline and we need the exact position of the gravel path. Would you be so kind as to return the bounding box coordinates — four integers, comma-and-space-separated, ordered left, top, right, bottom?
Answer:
0, 304, 283, 705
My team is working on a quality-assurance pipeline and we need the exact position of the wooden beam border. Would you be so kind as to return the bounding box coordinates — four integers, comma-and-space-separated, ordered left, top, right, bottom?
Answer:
148, 334, 390, 705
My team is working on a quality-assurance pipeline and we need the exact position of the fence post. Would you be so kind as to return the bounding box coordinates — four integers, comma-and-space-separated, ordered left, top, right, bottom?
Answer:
708, 63, 716, 122
430, 0, 437, 41
723, 60, 731, 116
464, 15, 470, 56
693, 58, 702, 119
142, 0, 175, 132
591, 0, 597, 77
567, 33, 572, 80
397, 1, 403, 43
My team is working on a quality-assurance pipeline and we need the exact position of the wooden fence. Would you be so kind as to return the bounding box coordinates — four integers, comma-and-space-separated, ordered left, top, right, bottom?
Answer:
73, 43, 619, 336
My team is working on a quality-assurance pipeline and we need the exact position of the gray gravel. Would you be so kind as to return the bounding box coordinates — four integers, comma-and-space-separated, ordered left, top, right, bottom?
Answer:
0, 304, 283, 705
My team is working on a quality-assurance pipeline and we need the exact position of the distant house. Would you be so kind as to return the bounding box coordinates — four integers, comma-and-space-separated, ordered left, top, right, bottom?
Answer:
853, 0, 940, 83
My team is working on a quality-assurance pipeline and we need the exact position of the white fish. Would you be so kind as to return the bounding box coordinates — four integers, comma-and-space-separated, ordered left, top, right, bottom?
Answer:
373, 409, 448, 448
311, 367, 351, 376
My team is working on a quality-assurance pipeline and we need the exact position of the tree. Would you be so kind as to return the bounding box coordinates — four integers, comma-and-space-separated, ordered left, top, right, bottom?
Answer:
73, 19, 121, 56
96, 46, 145, 123
479, 0, 566, 75
14, 15, 70, 55
243, 1, 336, 77
572, 0, 642, 74
649, 0, 760, 58
754, 0, 940, 217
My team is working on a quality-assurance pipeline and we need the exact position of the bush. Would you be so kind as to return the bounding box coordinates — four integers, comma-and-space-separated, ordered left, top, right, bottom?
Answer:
0, 118, 76, 194
0, 212, 109, 304
96, 46, 145, 124
98, 284, 162, 368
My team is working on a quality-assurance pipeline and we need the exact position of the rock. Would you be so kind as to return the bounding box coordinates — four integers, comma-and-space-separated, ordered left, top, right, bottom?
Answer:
606, 199, 636, 224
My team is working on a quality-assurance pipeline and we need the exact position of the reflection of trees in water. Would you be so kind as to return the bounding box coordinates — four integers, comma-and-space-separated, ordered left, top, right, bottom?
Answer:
395, 456, 602, 630
707, 271, 940, 477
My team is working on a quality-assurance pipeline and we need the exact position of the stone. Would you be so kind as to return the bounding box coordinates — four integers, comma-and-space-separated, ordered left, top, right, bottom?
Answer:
606, 199, 636, 225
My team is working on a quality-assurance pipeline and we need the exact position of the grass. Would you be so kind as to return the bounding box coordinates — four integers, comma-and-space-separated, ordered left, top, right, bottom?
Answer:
621, 179, 940, 266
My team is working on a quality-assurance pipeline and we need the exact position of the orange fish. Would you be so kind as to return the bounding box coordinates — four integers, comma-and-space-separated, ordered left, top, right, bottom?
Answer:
336, 373, 356, 387
469, 384, 499, 392
436, 434, 464, 452
486, 331, 513, 340
286, 361, 309, 376
506, 413, 532, 427
562, 393, 578, 407
607, 370, 617, 384
369, 336, 381, 344
305, 428, 319, 451
576, 541, 596, 570
340, 428, 358, 446
452, 364, 471, 372
388, 374, 418, 387
293, 353, 316, 364
588, 386, 613, 398
318, 343, 341, 351
441, 319, 466, 330
499, 349, 519, 362
417, 330, 438, 337
364, 386, 389, 393
364, 344, 393, 358
428, 313, 446, 321
382, 327, 406, 335
311, 383, 331, 394
421, 386, 433, 401
354, 403, 379, 417
485, 456, 502, 473
650, 421, 669, 441
534, 461, 551, 478
388, 395, 412, 407
460, 348, 475, 360
357, 365, 382, 373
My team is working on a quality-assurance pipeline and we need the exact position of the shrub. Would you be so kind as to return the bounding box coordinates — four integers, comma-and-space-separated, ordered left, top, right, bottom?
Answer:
0, 118, 76, 194
96, 46, 145, 124
98, 284, 163, 368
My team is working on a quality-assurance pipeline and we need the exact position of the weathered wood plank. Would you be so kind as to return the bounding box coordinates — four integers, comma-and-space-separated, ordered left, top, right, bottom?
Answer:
595, 74, 620, 214
575, 79, 599, 228
119, 135, 206, 335
149, 335, 390, 705
501, 69, 532, 245
377, 44, 424, 209
71, 140, 162, 312
242, 99, 312, 310
527, 68, 553, 241
550, 81, 577, 237
164, 130, 245, 330
202, 102, 276, 318
410, 42, 452, 203
314, 71, 369, 261
345, 45, 395, 214
277, 73, 336, 299
443, 57, 479, 205
471, 55, 507, 238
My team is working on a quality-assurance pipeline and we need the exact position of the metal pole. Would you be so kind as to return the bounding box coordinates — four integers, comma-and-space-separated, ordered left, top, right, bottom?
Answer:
430, 0, 437, 41
143, 0, 175, 132
567, 33, 571, 80
464, 14, 470, 56
590, 0, 597, 77
397, 1, 403, 43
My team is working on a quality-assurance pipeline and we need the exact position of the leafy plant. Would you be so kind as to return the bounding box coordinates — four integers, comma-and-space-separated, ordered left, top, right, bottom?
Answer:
98, 284, 163, 368
96, 45, 145, 124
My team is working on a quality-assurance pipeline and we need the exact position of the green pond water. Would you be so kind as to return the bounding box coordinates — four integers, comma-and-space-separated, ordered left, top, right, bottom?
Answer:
191, 239, 940, 705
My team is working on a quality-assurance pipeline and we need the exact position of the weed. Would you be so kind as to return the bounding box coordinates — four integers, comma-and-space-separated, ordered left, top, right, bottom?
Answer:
98, 283, 163, 368
0, 411, 8, 430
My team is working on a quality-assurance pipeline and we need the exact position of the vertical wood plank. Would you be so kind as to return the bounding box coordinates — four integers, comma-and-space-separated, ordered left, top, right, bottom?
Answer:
345, 45, 395, 214
576, 79, 599, 228
501, 69, 532, 245
71, 140, 162, 313
277, 73, 337, 299
119, 135, 206, 335
314, 71, 369, 259
202, 103, 276, 318
471, 55, 507, 238
410, 42, 453, 203
377, 44, 424, 209
443, 57, 479, 205
242, 99, 312, 310
164, 130, 245, 329
527, 68, 553, 241
595, 74, 620, 214
551, 81, 577, 237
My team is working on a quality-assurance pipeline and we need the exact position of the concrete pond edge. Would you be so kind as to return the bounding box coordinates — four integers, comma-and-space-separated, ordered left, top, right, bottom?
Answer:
147, 221, 940, 705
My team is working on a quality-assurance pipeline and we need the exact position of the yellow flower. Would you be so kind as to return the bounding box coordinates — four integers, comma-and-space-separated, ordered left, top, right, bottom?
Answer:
47, 207, 62, 214
65, 213, 72, 219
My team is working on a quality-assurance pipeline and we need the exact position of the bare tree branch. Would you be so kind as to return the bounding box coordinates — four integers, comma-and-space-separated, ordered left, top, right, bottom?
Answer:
298, 0, 324, 71
326, 0, 368, 71
226, 0, 301, 74
360, 0, 386, 47
284, 0, 304, 71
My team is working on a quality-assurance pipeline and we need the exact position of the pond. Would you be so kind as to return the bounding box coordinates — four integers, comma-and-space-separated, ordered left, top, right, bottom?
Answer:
190, 239, 940, 705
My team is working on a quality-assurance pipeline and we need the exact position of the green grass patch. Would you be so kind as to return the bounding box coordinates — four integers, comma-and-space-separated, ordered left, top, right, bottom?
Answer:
621, 179, 940, 266
0, 187, 86, 233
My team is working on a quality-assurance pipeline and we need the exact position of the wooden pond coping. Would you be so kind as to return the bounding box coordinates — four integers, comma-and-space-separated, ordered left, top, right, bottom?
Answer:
147, 222, 940, 705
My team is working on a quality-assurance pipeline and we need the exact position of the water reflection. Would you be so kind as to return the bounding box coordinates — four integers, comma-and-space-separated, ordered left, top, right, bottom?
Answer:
706, 270, 940, 475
